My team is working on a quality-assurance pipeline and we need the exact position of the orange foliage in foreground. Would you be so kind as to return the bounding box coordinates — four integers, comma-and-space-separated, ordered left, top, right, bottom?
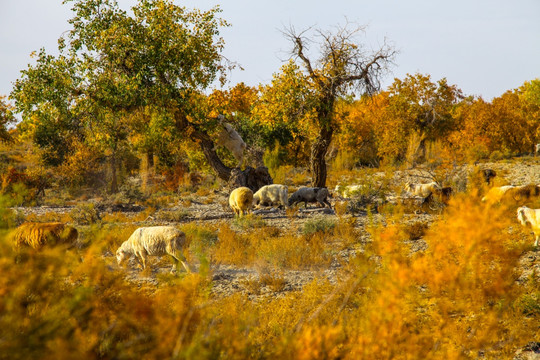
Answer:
0, 195, 537, 359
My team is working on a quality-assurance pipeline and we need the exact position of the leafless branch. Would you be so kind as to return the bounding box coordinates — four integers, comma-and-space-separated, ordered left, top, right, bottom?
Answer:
283, 23, 396, 97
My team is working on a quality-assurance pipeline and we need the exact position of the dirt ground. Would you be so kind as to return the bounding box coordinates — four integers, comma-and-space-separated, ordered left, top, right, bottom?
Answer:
13, 159, 540, 303
185, 160, 540, 299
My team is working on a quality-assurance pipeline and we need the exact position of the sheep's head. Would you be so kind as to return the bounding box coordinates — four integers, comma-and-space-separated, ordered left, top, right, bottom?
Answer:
404, 182, 414, 192
116, 249, 128, 265
288, 193, 300, 206
253, 193, 260, 206
517, 207, 529, 226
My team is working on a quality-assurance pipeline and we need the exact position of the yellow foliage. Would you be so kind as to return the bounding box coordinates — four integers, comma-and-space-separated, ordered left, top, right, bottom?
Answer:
0, 186, 537, 359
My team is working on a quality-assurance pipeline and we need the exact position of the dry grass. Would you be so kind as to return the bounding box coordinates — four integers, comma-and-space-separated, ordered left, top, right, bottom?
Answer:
0, 190, 538, 359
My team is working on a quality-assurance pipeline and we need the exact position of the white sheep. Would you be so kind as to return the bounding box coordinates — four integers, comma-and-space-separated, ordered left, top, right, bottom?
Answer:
288, 187, 332, 208
229, 186, 253, 217
517, 206, 540, 247
535, 143, 540, 157
253, 184, 288, 209
116, 226, 190, 272
404, 181, 442, 198
334, 184, 365, 198
215, 116, 247, 168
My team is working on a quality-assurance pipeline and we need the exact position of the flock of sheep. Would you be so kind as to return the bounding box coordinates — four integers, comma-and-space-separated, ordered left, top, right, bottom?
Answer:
229, 184, 332, 216
8, 165, 540, 274
227, 169, 540, 249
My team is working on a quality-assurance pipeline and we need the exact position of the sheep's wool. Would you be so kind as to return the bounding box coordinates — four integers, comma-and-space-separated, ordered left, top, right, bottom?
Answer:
13, 222, 78, 249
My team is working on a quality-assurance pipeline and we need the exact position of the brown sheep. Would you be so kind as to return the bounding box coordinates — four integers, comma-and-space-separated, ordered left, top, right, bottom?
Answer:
482, 169, 497, 185
482, 184, 540, 204
13, 222, 78, 249
507, 184, 540, 201
432, 186, 453, 204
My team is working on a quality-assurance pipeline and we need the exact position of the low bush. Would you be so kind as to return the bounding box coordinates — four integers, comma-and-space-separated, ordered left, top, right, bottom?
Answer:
302, 216, 336, 236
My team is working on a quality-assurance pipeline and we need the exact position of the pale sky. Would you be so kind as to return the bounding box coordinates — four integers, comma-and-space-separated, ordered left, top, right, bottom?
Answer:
1, 0, 539, 103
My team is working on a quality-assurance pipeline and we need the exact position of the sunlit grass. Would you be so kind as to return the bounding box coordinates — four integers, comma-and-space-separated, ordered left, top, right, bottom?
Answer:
0, 191, 537, 359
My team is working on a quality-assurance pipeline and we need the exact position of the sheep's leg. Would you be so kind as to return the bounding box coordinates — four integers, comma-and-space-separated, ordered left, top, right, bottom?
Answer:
133, 253, 144, 268
421, 193, 433, 205
170, 252, 191, 273
169, 255, 180, 273
139, 251, 148, 270
177, 252, 191, 273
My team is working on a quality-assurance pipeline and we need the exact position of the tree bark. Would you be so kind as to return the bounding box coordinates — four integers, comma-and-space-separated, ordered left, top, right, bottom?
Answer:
110, 153, 118, 193
310, 95, 335, 188
175, 111, 232, 181
146, 150, 154, 170
412, 133, 427, 167
191, 129, 232, 181
227, 166, 273, 192
311, 124, 334, 188
175, 113, 272, 187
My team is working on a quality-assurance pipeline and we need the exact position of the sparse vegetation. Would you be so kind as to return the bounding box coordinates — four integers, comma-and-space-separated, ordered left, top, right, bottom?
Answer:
302, 215, 336, 236
0, 0, 539, 358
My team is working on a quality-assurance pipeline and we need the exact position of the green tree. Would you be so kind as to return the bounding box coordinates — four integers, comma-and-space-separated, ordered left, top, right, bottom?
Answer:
519, 79, 540, 145
11, 0, 232, 191
285, 24, 395, 187
251, 61, 316, 165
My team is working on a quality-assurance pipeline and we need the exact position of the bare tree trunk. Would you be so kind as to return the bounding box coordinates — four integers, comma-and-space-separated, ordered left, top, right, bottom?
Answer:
146, 150, 154, 170
412, 133, 427, 167
174, 112, 232, 181
311, 125, 333, 188
141, 150, 155, 192
110, 153, 118, 193
175, 113, 272, 186
191, 129, 232, 181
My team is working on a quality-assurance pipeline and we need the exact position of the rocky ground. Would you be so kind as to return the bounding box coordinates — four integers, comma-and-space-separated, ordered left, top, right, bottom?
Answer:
13, 159, 540, 299
11, 158, 540, 358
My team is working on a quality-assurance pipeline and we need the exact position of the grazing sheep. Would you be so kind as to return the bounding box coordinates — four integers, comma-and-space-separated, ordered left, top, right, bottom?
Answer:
215, 116, 247, 168
253, 184, 288, 209
13, 222, 78, 249
535, 143, 540, 157
482, 184, 540, 203
404, 181, 442, 198
481, 185, 516, 203
516, 206, 540, 247
507, 184, 540, 201
229, 186, 254, 216
432, 186, 453, 204
334, 184, 365, 198
288, 187, 332, 208
116, 226, 190, 272
482, 169, 497, 185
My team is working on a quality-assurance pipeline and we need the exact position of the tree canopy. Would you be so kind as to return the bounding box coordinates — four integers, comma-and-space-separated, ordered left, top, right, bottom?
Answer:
11, 0, 231, 191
